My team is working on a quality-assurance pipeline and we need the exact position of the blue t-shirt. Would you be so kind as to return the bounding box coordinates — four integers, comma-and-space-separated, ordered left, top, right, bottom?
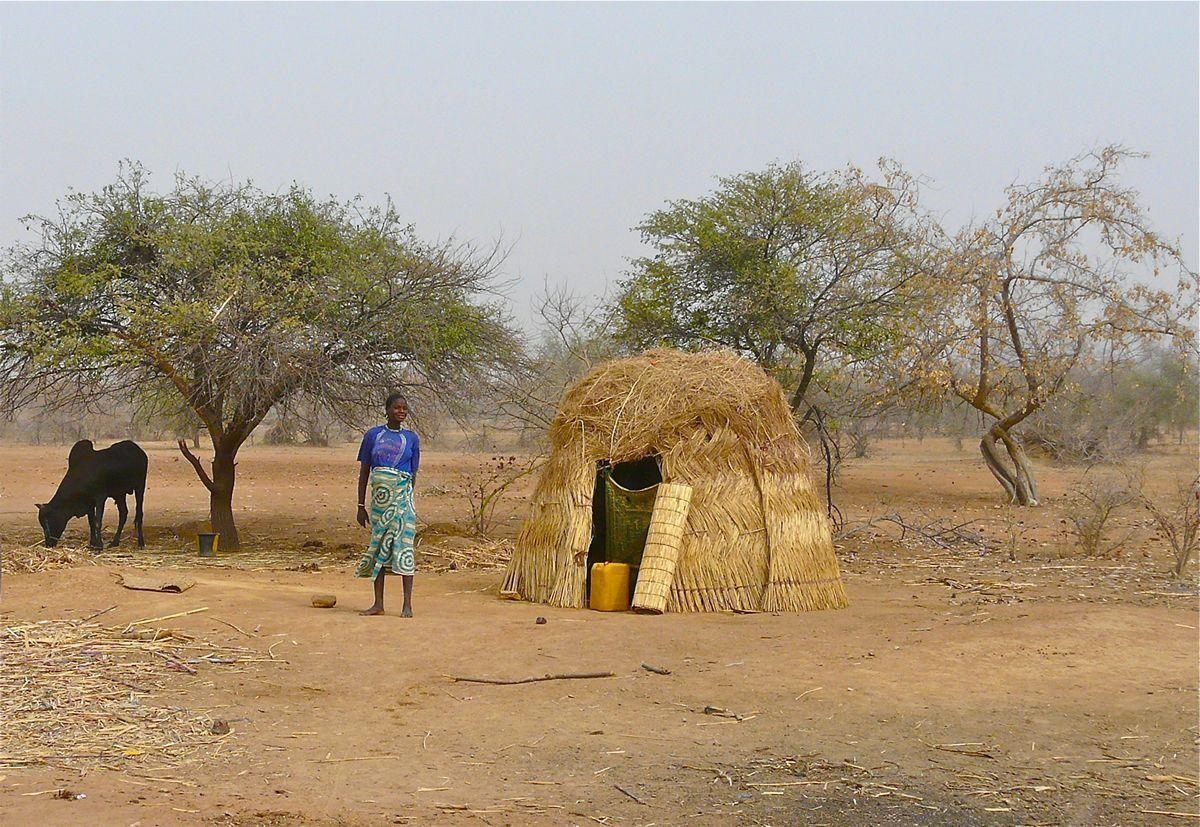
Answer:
358, 426, 420, 475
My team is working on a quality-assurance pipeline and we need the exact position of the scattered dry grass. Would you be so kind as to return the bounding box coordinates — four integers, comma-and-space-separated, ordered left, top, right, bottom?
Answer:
2, 541, 102, 575
2, 535, 513, 578
424, 537, 513, 572
0, 618, 273, 774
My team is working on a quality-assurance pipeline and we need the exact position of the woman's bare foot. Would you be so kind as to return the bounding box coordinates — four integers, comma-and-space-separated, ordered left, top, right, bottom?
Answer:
359, 605, 385, 616
400, 606, 413, 618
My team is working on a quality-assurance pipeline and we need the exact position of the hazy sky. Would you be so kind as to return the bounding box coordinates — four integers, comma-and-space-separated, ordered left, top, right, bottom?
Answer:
2, 2, 1196, 326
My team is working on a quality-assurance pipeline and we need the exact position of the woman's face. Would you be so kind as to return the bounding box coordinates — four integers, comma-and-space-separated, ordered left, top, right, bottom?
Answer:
386, 399, 408, 426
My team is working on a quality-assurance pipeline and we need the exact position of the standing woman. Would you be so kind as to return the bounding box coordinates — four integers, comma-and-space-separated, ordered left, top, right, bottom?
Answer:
355, 393, 420, 616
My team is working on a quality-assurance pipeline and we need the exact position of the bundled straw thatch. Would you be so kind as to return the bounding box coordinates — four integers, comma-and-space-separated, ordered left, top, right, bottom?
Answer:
502, 349, 847, 612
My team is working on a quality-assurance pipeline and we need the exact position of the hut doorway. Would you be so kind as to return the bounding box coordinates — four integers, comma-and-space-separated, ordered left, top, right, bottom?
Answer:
587, 456, 662, 595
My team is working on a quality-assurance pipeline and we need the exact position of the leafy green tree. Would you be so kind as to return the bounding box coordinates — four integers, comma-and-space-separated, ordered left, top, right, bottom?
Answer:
1129, 346, 1200, 444
613, 161, 934, 415
612, 161, 936, 510
925, 147, 1195, 505
0, 165, 519, 548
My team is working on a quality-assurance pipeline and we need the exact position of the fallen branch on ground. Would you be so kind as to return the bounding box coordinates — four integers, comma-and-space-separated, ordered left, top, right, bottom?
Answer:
614, 783, 649, 805
838, 512, 991, 551
447, 671, 615, 685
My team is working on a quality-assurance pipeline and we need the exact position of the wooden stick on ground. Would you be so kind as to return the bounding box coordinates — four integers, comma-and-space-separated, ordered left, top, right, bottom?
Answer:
309, 755, 402, 763
149, 650, 198, 675
1135, 810, 1200, 820
924, 741, 996, 759
614, 784, 649, 805
126, 607, 210, 628
447, 671, 614, 685
212, 618, 254, 638
81, 605, 118, 623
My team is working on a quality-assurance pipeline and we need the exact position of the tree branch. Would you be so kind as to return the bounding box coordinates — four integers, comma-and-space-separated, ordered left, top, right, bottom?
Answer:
177, 439, 216, 493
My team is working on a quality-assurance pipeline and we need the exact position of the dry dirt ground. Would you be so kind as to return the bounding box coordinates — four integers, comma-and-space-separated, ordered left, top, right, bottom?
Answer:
0, 438, 1196, 827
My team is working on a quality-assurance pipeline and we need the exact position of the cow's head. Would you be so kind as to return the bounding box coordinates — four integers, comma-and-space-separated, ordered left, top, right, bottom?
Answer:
36, 503, 67, 548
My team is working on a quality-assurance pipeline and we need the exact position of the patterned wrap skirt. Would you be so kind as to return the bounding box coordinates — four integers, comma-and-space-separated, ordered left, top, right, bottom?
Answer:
355, 467, 417, 578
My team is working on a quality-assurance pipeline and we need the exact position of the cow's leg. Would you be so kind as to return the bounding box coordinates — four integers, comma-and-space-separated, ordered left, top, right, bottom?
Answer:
109, 495, 129, 548
88, 499, 105, 549
134, 485, 146, 548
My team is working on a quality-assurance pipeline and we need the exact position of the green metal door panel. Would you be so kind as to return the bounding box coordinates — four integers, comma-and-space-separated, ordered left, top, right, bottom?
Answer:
603, 472, 658, 567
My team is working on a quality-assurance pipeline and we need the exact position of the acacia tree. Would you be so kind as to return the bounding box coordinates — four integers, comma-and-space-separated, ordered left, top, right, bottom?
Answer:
927, 147, 1195, 505
614, 161, 933, 413
0, 165, 520, 548
611, 161, 937, 506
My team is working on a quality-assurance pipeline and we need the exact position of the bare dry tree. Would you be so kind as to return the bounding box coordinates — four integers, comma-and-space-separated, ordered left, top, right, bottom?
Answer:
924, 146, 1196, 505
484, 283, 620, 441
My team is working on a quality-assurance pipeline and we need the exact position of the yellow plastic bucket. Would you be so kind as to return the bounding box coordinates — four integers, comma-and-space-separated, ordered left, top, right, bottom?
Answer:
589, 562, 632, 611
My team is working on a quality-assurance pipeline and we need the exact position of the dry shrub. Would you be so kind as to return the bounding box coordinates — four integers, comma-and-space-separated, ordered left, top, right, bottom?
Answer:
1065, 470, 1141, 556
1024, 421, 1139, 464
457, 454, 543, 536
1141, 478, 1200, 578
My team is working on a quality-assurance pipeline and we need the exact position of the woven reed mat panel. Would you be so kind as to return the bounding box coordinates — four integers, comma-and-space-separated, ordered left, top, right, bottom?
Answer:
632, 483, 693, 614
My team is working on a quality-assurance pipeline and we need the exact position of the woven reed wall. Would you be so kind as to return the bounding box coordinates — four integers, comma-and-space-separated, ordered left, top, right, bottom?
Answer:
501, 451, 594, 607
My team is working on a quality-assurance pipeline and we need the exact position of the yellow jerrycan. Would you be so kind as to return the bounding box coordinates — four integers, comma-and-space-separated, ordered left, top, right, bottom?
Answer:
589, 562, 631, 611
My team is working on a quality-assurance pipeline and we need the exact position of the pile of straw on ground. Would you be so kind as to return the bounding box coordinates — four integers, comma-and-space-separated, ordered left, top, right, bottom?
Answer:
0, 619, 266, 772
423, 538, 513, 572
503, 348, 848, 612
3, 534, 511, 576
1, 541, 356, 576
2, 541, 99, 575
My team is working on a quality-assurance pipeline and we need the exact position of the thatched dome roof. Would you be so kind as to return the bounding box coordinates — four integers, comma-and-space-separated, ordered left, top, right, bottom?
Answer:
550, 348, 807, 467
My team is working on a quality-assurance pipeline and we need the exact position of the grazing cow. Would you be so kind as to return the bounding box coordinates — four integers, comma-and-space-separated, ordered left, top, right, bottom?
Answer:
37, 440, 147, 549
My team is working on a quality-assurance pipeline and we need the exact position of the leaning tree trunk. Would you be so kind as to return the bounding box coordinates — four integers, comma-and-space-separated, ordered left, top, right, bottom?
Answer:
980, 423, 1040, 506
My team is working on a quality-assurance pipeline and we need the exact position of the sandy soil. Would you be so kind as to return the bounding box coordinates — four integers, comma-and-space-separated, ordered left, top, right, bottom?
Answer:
0, 438, 1196, 826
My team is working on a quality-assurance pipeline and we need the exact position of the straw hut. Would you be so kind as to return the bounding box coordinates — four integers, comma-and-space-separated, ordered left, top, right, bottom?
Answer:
501, 349, 848, 613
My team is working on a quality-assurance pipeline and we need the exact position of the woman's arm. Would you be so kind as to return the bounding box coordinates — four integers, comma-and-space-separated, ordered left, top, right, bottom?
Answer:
356, 461, 371, 526
411, 435, 420, 490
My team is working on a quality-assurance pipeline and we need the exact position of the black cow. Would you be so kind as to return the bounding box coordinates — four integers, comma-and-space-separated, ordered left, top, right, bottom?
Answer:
37, 439, 147, 549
